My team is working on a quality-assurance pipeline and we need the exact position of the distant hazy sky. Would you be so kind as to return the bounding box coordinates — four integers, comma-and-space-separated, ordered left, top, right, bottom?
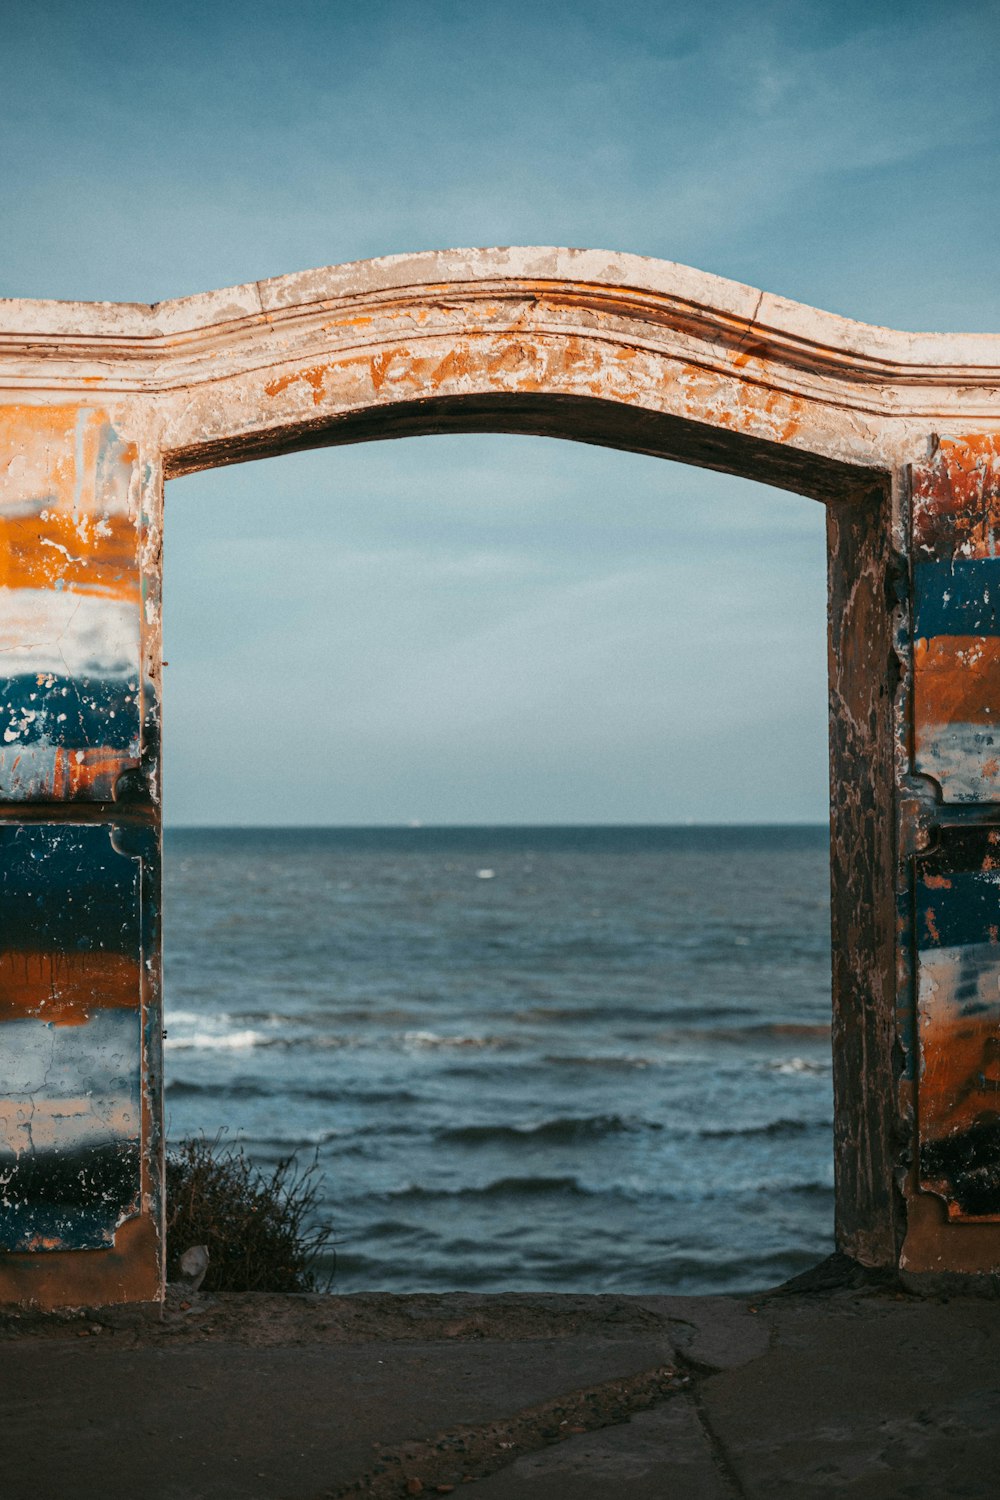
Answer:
5, 2, 999, 824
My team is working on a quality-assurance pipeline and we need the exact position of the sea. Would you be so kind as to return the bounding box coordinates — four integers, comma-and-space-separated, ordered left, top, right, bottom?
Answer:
163, 825, 835, 1296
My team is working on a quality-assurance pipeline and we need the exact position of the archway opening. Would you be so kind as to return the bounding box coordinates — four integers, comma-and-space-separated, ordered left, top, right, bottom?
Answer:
162, 432, 834, 1293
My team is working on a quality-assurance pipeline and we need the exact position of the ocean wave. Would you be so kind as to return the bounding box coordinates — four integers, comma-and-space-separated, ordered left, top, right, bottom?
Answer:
644, 1021, 830, 1050
363, 1218, 436, 1243
305, 1086, 421, 1106
164, 1008, 277, 1053
514, 1002, 752, 1026
163, 1018, 354, 1054
165, 1028, 270, 1052
164, 1008, 221, 1028
644, 1003, 753, 1023
166, 1077, 420, 1107
402, 1030, 516, 1051
320, 1242, 832, 1294
607, 1245, 832, 1288
251, 1125, 352, 1144
541, 1053, 658, 1071
766, 1056, 831, 1075
439, 1114, 649, 1145
684, 1022, 830, 1043
699, 1118, 827, 1139
165, 1077, 272, 1098
382, 1175, 593, 1202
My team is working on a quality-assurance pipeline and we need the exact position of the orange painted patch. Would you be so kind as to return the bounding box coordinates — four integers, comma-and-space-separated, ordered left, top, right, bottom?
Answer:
484, 342, 542, 387
0, 951, 141, 1024
914, 636, 1000, 731
0, 406, 135, 510
0, 747, 133, 801
264, 366, 328, 404
369, 352, 394, 391
55, 748, 134, 799
0, 511, 139, 599
913, 434, 1000, 557
0, 405, 80, 501
731, 340, 770, 371
430, 347, 478, 389
921, 1010, 1000, 1139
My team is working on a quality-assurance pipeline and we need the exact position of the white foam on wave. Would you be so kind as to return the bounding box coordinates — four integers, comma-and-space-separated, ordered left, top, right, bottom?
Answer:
164, 1009, 219, 1028
164, 1010, 271, 1052
402, 1030, 505, 1051
768, 1056, 830, 1075
165, 1028, 268, 1052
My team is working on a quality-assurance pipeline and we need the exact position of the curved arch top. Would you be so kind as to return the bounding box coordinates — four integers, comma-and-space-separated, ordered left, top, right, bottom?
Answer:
2, 247, 1000, 501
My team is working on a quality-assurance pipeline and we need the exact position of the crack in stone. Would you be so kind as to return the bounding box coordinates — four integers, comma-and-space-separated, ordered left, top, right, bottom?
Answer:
320, 1362, 688, 1498
672, 1348, 748, 1499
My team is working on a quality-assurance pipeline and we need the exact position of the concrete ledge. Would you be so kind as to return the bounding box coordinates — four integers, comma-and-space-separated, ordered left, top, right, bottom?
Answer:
1, 1278, 998, 1498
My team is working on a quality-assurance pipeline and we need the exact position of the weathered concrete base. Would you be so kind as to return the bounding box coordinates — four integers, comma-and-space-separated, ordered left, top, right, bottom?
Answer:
469, 1400, 727, 1498
2, 1274, 998, 1499
0, 1216, 161, 1309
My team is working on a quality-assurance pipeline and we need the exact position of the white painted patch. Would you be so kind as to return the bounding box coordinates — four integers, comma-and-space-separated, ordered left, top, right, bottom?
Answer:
916, 722, 1000, 803
917, 942, 1000, 1016
0, 1011, 140, 1156
0, 587, 139, 678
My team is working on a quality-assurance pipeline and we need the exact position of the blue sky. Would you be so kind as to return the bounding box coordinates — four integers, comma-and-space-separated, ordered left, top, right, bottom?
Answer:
4, 1, 999, 823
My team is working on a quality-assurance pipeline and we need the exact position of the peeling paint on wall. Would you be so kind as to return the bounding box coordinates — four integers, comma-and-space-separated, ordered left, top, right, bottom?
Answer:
0, 823, 143, 1250
916, 826, 1000, 1219
913, 435, 1000, 802
907, 437, 1000, 1226
0, 407, 141, 801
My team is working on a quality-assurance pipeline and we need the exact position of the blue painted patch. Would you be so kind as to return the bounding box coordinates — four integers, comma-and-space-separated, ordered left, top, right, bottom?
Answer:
917, 827, 1000, 950
0, 674, 140, 752
0, 1140, 141, 1251
0, 823, 140, 953
916, 875, 1000, 951
914, 558, 1000, 640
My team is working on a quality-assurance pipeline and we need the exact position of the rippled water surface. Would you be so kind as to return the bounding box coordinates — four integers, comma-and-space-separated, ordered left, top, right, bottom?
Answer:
164, 826, 834, 1294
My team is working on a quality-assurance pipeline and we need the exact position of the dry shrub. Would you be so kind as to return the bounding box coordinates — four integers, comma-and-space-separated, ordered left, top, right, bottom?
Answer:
165, 1135, 335, 1293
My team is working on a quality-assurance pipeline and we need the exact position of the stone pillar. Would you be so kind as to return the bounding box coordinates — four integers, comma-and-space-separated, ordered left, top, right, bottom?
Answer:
0, 405, 161, 1305
826, 479, 903, 1268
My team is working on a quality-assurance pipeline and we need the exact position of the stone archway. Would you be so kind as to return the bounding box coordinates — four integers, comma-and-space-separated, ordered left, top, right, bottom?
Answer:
1, 247, 999, 1306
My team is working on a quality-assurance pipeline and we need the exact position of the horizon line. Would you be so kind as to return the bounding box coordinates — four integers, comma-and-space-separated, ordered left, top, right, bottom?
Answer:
165, 819, 830, 831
